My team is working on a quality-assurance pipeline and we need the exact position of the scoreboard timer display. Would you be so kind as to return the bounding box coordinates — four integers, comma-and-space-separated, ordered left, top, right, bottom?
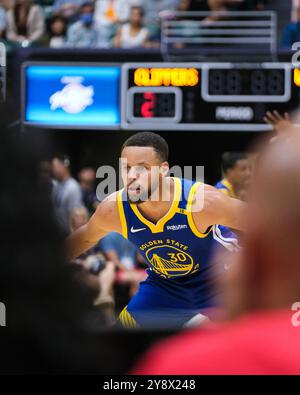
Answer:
121, 62, 300, 131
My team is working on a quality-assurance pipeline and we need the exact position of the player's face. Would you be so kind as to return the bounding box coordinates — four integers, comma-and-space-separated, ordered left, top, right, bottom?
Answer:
121, 146, 164, 204
232, 159, 251, 188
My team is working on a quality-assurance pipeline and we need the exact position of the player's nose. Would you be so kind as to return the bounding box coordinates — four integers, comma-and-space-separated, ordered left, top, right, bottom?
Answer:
127, 167, 138, 180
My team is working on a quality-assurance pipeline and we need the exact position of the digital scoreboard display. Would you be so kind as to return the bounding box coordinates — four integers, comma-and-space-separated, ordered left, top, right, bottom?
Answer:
21, 62, 300, 131
121, 62, 300, 131
22, 63, 121, 129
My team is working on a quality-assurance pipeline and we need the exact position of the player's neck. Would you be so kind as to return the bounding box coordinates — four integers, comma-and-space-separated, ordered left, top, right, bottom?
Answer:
137, 178, 174, 221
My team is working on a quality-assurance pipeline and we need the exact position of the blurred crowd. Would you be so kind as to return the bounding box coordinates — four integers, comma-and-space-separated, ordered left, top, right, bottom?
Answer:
0, 0, 268, 49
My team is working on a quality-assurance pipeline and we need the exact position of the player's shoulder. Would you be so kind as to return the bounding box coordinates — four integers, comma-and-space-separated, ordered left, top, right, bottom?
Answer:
94, 190, 122, 218
93, 190, 123, 231
97, 190, 120, 211
191, 182, 228, 211
193, 182, 219, 196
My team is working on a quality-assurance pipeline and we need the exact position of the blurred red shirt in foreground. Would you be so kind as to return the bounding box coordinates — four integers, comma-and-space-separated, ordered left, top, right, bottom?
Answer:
134, 309, 300, 375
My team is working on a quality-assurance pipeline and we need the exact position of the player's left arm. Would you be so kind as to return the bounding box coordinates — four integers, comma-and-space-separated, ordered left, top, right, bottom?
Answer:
192, 184, 246, 232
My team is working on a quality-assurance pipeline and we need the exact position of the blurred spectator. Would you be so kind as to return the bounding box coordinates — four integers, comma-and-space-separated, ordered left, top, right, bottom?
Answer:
208, 0, 227, 11
250, 0, 266, 10
143, 0, 179, 39
171, 0, 206, 46
0, 5, 6, 37
224, 0, 266, 11
182, 0, 209, 11
52, 154, 83, 235
48, 15, 66, 47
66, 2, 110, 48
292, 0, 300, 22
0, 0, 13, 9
177, 0, 194, 11
215, 152, 250, 199
114, 5, 149, 48
6, 0, 45, 46
283, 7, 300, 48
94, 0, 137, 27
70, 206, 91, 233
99, 232, 147, 298
99, 232, 139, 271
70, 207, 116, 324
78, 167, 99, 214
69, 206, 146, 302
69, 208, 145, 311
175, 0, 258, 12
52, 0, 84, 22
38, 160, 55, 195
203, 0, 228, 23
75, 258, 116, 326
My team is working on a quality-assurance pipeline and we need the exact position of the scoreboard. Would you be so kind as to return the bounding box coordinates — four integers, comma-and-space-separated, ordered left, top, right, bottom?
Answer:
121, 62, 298, 131
22, 62, 300, 131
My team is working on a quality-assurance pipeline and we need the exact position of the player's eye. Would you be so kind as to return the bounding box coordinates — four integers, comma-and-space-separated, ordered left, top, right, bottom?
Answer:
135, 166, 147, 173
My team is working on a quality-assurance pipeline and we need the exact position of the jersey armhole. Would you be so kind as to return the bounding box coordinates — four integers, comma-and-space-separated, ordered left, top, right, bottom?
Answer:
186, 182, 212, 238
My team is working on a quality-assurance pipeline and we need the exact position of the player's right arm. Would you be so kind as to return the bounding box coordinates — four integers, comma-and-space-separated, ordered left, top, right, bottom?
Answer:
65, 191, 122, 262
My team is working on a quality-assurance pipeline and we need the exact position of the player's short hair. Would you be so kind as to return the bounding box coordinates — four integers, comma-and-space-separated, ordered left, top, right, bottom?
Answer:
221, 152, 248, 173
121, 132, 169, 162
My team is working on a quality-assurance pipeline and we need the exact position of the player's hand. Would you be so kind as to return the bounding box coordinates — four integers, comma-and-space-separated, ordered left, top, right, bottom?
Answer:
97, 261, 116, 297
263, 111, 292, 141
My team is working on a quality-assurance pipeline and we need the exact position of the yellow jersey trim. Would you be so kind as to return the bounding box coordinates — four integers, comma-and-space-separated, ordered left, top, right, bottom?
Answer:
119, 306, 138, 329
186, 182, 212, 238
221, 178, 236, 198
219, 188, 230, 196
130, 177, 182, 234
176, 207, 187, 215
117, 189, 128, 239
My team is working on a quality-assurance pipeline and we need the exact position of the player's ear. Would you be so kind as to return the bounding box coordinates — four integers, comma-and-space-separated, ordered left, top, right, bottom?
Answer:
160, 162, 169, 177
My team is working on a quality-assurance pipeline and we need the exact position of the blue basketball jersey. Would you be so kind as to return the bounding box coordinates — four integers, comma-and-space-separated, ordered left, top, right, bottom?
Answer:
117, 177, 238, 280
117, 177, 239, 328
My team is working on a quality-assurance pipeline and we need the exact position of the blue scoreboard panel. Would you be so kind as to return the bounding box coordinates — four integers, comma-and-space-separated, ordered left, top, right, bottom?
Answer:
22, 63, 121, 129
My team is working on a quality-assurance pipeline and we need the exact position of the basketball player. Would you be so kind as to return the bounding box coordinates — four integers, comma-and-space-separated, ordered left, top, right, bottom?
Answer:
215, 152, 250, 199
66, 132, 245, 328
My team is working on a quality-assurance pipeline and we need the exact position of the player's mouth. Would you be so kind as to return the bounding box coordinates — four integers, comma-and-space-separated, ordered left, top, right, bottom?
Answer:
128, 186, 141, 195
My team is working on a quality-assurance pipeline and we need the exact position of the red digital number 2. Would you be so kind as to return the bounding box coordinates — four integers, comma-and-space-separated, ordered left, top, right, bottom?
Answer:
141, 92, 156, 118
